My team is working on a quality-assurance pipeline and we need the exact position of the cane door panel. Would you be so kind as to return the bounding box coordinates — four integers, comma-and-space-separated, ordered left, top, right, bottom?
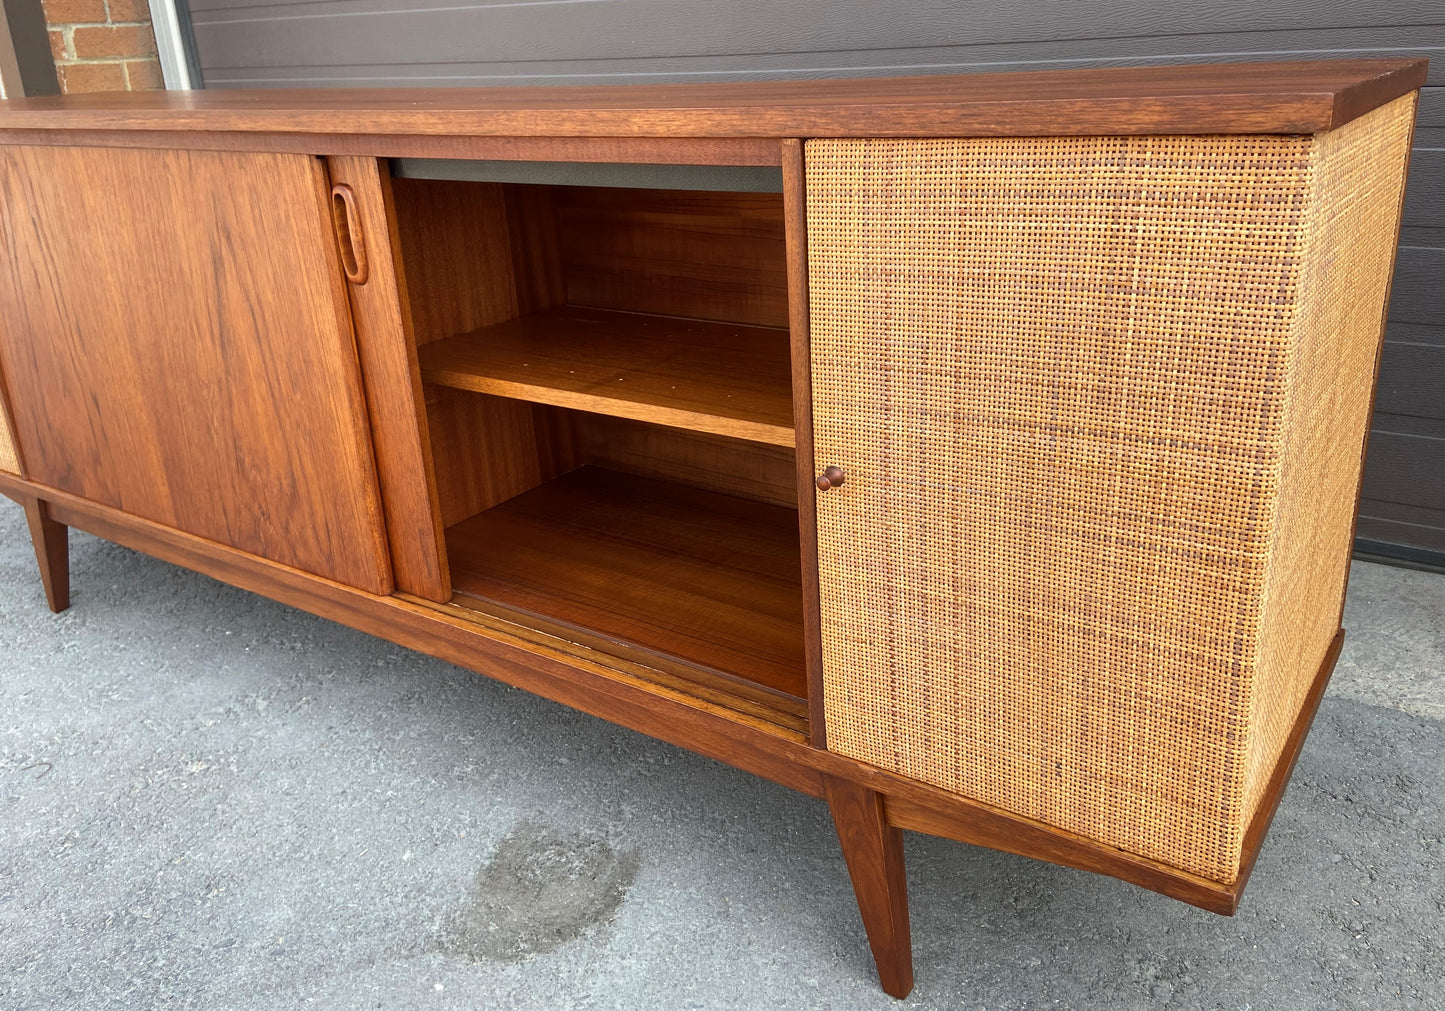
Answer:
804, 102, 1414, 884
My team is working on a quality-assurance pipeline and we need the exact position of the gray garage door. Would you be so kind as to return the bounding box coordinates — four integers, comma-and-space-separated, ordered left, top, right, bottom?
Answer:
185, 0, 1445, 568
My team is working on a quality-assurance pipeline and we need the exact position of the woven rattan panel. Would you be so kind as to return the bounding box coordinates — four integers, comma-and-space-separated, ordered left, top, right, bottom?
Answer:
1244, 96, 1417, 819
0, 388, 19, 474
807, 96, 1415, 884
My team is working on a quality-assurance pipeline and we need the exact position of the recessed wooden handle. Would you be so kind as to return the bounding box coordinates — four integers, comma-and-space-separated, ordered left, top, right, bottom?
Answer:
816, 466, 846, 491
330, 183, 368, 285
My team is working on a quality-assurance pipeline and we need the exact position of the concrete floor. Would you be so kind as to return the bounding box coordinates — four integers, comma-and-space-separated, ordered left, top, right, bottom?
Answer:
0, 497, 1441, 1011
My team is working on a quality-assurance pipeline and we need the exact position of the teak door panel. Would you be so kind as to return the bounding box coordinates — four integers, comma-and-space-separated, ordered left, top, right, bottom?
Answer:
0, 145, 391, 593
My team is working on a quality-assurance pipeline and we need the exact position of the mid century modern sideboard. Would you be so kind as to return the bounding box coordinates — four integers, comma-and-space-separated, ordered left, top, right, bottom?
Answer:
0, 59, 1425, 996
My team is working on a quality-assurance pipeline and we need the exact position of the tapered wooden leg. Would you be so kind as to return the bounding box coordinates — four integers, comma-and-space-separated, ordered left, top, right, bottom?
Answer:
825, 775, 913, 998
22, 497, 69, 613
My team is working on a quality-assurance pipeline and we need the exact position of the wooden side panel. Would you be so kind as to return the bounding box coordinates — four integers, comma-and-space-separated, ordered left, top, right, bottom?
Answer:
555, 186, 788, 328
390, 176, 519, 344
577, 413, 797, 509
427, 386, 561, 527
326, 155, 451, 601
503, 183, 566, 315
782, 138, 827, 746
0, 145, 391, 593
389, 175, 551, 528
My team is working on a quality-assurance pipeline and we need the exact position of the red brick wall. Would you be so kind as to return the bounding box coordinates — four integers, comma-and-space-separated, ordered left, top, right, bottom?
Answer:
43, 0, 162, 93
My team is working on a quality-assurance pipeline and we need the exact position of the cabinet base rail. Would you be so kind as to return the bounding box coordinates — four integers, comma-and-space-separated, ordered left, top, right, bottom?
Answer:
0, 473, 1342, 997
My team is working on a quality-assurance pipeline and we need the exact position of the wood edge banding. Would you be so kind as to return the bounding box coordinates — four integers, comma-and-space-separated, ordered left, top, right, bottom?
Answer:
0, 59, 1425, 147
782, 138, 827, 748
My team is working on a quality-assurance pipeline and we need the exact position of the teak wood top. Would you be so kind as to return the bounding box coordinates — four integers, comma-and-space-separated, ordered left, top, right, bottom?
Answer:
0, 60, 1425, 142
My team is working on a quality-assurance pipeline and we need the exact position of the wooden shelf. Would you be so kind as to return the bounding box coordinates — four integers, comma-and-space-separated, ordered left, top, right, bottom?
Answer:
446, 465, 806, 701
418, 306, 795, 447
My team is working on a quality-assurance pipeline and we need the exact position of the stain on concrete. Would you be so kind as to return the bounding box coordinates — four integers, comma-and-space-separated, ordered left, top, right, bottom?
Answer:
440, 820, 639, 962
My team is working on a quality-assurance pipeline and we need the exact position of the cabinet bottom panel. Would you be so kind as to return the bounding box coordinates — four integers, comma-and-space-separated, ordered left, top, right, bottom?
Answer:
445, 465, 808, 702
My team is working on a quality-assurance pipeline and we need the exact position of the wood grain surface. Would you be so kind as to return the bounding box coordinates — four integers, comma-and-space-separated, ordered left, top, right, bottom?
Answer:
325, 155, 451, 601
388, 175, 562, 527
452, 593, 810, 739
418, 306, 795, 447
554, 186, 788, 329
782, 138, 829, 747
423, 388, 568, 528
825, 775, 914, 999
446, 465, 807, 699
0, 145, 391, 592
21, 495, 68, 614
390, 177, 520, 346
576, 413, 798, 509
0, 132, 786, 165
0, 59, 1424, 139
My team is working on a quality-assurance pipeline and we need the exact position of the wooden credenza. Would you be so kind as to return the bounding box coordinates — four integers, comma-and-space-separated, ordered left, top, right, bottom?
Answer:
0, 59, 1424, 997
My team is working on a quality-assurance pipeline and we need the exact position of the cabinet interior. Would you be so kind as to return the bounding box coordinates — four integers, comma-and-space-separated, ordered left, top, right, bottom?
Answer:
389, 171, 807, 733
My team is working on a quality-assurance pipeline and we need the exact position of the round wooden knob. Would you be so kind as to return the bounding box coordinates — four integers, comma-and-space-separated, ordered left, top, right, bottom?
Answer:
815, 466, 846, 491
